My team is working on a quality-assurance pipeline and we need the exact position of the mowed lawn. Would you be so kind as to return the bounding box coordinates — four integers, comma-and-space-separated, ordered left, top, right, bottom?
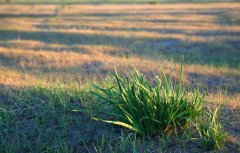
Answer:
0, 2, 240, 152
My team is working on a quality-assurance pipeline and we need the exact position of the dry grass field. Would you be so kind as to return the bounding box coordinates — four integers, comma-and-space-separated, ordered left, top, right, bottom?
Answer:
0, 2, 240, 152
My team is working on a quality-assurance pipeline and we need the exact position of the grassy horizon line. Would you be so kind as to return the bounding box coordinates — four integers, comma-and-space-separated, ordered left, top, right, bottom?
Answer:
0, 0, 240, 4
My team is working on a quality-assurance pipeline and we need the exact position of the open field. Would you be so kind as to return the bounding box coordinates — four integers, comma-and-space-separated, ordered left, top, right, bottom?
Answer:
0, 2, 240, 152
1, 0, 240, 4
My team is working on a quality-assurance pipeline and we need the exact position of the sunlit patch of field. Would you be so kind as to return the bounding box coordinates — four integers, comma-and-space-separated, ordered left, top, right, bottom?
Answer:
0, 3, 239, 88
0, 3, 240, 152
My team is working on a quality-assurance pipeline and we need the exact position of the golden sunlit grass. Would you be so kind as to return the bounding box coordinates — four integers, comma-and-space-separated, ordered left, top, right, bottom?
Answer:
0, 2, 239, 152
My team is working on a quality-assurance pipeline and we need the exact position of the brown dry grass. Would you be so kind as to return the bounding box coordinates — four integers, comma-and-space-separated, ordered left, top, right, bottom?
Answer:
0, 3, 240, 152
0, 3, 240, 105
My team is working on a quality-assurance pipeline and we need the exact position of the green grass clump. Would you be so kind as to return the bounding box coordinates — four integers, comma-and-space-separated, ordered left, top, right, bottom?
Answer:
197, 106, 227, 151
92, 65, 205, 137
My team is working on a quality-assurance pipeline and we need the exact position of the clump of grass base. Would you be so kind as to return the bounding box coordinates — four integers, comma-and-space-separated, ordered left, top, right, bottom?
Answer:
92, 65, 205, 137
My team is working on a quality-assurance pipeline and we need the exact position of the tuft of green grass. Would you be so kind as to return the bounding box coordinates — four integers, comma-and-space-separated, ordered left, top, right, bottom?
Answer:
197, 106, 227, 151
92, 64, 205, 137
